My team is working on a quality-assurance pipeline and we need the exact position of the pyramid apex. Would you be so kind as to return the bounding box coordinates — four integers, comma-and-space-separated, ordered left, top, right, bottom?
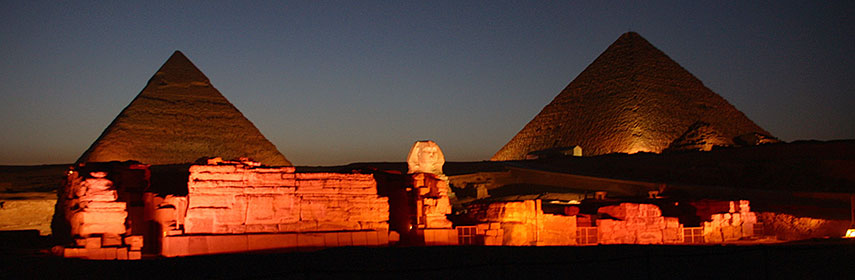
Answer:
77, 51, 291, 166
149, 51, 210, 87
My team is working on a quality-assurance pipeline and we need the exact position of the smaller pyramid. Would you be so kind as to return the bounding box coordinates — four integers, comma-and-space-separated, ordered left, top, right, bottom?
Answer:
664, 121, 732, 152
77, 51, 291, 166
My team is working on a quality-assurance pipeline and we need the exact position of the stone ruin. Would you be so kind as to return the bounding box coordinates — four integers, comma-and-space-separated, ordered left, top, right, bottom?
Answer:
55, 164, 147, 260
53, 149, 850, 259
55, 141, 462, 259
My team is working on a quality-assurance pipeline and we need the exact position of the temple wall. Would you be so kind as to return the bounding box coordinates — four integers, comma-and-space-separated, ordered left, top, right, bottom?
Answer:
183, 164, 389, 235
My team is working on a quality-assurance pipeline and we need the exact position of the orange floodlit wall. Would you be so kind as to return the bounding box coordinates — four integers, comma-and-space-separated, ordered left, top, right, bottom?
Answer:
467, 200, 577, 246
154, 162, 392, 256
596, 203, 683, 244
466, 200, 779, 246
182, 164, 388, 234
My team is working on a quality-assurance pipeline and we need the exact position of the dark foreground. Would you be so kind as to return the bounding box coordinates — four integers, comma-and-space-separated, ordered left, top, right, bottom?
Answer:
3, 238, 855, 280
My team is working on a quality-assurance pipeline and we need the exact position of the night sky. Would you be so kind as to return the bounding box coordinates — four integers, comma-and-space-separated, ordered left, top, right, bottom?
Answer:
1, 1, 853, 165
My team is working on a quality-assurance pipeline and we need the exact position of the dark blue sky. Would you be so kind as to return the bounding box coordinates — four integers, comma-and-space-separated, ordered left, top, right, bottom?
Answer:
1, 1, 853, 165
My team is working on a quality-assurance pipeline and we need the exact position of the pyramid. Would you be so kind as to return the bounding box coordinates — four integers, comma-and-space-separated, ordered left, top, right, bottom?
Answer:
664, 121, 732, 152
492, 32, 771, 161
77, 51, 292, 166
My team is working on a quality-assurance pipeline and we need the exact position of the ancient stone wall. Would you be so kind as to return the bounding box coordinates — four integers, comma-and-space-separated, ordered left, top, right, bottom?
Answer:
597, 203, 682, 244
701, 200, 756, 242
467, 200, 576, 246
758, 212, 849, 241
183, 163, 389, 235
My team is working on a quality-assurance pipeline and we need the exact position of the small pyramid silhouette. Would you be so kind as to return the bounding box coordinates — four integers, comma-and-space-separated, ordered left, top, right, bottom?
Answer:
492, 32, 771, 161
77, 51, 291, 166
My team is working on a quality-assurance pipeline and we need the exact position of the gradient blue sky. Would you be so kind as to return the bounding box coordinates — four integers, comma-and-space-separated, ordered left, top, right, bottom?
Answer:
1, 1, 853, 165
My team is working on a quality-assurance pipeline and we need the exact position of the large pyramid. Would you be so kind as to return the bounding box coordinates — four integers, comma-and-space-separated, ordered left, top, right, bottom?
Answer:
492, 32, 771, 161
77, 51, 292, 166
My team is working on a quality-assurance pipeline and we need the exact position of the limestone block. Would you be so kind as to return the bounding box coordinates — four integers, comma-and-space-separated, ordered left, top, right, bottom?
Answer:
317, 221, 360, 231
739, 200, 750, 212
206, 235, 248, 255
484, 229, 504, 246
476, 223, 490, 233
598, 204, 627, 220
245, 223, 279, 233
77, 210, 128, 224
389, 231, 400, 243
502, 223, 533, 246
731, 213, 742, 225
434, 196, 451, 214
85, 201, 127, 211
246, 195, 275, 223
625, 203, 641, 217
81, 190, 118, 202
425, 215, 453, 228
742, 222, 754, 238
643, 204, 661, 217
704, 227, 723, 243
116, 247, 128, 260
102, 234, 123, 247
337, 232, 354, 246
78, 223, 127, 237
645, 217, 665, 229
247, 172, 294, 186
124, 235, 143, 251
296, 221, 318, 232
663, 227, 681, 243
85, 237, 101, 249
185, 217, 214, 234
637, 229, 663, 244
188, 180, 243, 189
248, 233, 297, 251
128, 250, 142, 260
722, 225, 741, 241
188, 194, 233, 209
190, 165, 237, 174
352, 231, 368, 246
190, 171, 245, 182
743, 212, 757, 223
665, 217, 680, 229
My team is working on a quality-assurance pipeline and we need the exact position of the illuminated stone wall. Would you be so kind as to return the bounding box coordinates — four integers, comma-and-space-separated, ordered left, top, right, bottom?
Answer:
467, 200, 577, 246
183, 163, 389, 235
758, 212, 849, 240
597, 203, 683, 244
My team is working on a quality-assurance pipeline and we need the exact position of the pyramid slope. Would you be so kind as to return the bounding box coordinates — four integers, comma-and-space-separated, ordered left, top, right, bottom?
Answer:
77, 51, 291, 166
492, 32, 770, 161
